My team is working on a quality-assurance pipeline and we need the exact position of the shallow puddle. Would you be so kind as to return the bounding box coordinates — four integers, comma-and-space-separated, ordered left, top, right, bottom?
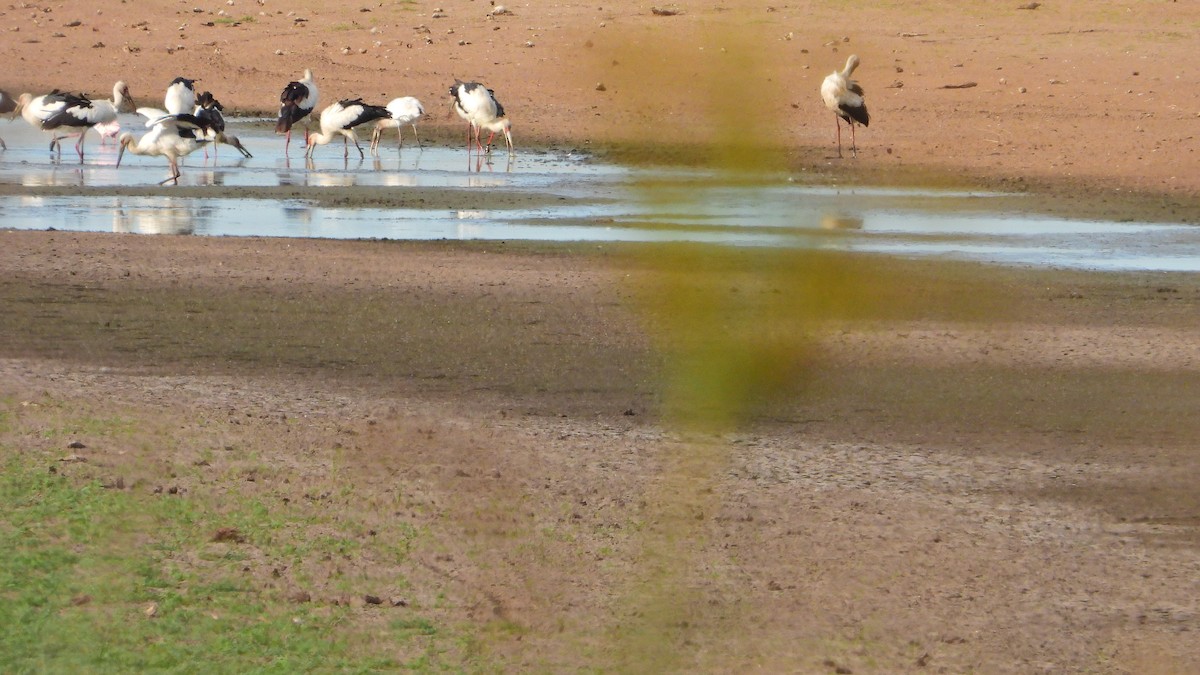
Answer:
1, 116, 1197, 272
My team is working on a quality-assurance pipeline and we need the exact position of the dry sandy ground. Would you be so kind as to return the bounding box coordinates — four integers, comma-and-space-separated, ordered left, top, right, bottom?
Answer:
3, 1, 1200, 673
2, 0, 1199, 198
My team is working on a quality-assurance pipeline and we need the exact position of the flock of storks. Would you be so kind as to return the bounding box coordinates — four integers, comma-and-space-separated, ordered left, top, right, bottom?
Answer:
0, 55, 865, 185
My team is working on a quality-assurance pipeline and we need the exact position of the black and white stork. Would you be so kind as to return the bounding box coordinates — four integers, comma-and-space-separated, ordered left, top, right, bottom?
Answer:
448, 80, 513, 154
194, 91, 252, 159
116, 108, 212, 185
276, 68, 319, 154
305, 99, 391, 159
820, 54, 870, 158
18, 82, 135, 161
369, 96, 425, 152
164, 77, 197, 115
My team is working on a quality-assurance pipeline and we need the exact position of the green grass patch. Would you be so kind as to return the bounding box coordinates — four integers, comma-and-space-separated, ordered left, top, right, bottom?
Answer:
0, 442, 455, 672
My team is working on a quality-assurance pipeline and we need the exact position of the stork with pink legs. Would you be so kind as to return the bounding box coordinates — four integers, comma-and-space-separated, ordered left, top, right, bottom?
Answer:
18, 82, 135, 162
116, 108, 211, 185
305, 98, 391, 160
820, 54, 870, 158
276, 69, 319, 154
448, 80, 513, 155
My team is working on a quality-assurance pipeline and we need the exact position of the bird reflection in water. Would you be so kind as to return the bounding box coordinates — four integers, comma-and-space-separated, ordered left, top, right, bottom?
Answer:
112, 197, 211, 235
819, 213, 864, 230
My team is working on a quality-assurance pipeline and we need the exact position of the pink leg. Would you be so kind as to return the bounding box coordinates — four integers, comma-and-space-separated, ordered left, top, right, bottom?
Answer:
850, 123, 857, 158
834, 118, 843, 158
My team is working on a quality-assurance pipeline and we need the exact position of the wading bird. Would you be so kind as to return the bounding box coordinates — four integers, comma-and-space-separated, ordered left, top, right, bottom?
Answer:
820, 54, 870, 158
276, 68, 319, 154
21, 82, 135, 161
164, 77, 196, 115
305, 98, 391, 160
0, 89, 17, 149
448, 80, 513, 154
370, 96, 425, 152
194, 91, 252, 159
116, 109, 211, 185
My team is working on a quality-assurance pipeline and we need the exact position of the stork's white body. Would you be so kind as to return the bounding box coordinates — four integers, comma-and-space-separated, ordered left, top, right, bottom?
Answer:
305, 99, 391, 160
370, 96, 425, 152
116, 109, 210, 185
449, 81, 513, 154
164, 77, 196, 116
17, 82, 134, 161
820, 55, 870, 158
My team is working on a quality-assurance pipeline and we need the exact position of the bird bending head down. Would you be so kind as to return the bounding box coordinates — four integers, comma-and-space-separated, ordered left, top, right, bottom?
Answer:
448, 80, 514, 154
305, 98, 391, 160
820, 54, 869, 158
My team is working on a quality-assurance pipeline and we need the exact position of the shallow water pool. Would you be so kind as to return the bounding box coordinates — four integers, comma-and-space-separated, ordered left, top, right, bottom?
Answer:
1, 116, 1197, 272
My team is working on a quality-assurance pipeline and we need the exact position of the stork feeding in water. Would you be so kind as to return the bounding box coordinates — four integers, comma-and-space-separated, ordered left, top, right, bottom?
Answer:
820, 54, 870, 158
117, 109, 212, 185
370, 96, 425, 152
304, 98, 391, 160
194, 91, 252, 159
276, 68, 319, 154
448, 80, 513, 155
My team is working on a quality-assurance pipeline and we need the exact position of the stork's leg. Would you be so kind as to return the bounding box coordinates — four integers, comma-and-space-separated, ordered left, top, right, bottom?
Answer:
0, 137, 6, 151
485, 131, 496, 154
75, 131, 86, 163
834, 117, 843, 159
159, 158, 179, 185
284, 129, 292, 155
850, 122, 858, 158
350, 133, 365, 160
411, 124, 421, 148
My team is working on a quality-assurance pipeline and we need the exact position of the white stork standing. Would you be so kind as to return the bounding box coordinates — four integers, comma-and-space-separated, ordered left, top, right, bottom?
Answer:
276, 68, 319, 154
305, 98, 391, 160
194, 91, 252, 159
0, 89, 17, 150
116, 108, 212, 185
448, 80, 513, 154
20, 82, 136, 162
164, 77, 197, 115
820, 54, 870, 158
369, 96, 425, 152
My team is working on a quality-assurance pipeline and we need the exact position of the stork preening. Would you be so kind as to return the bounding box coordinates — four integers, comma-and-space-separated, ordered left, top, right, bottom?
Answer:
0, 89, 17, 150
370, 96, 425, 152
116, 108, 212, 185
448, 80, 513, 154
276, 68, 319, 154
305, 98, 391, 159
820, 54, 870, 158
18, 82, 135, 162
164, 77, 197, 115
194, 91, 252, 159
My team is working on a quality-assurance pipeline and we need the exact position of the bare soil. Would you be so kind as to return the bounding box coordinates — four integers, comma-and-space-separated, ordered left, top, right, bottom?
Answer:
3, 231, 1200, 672
3, 1, 1200, 672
